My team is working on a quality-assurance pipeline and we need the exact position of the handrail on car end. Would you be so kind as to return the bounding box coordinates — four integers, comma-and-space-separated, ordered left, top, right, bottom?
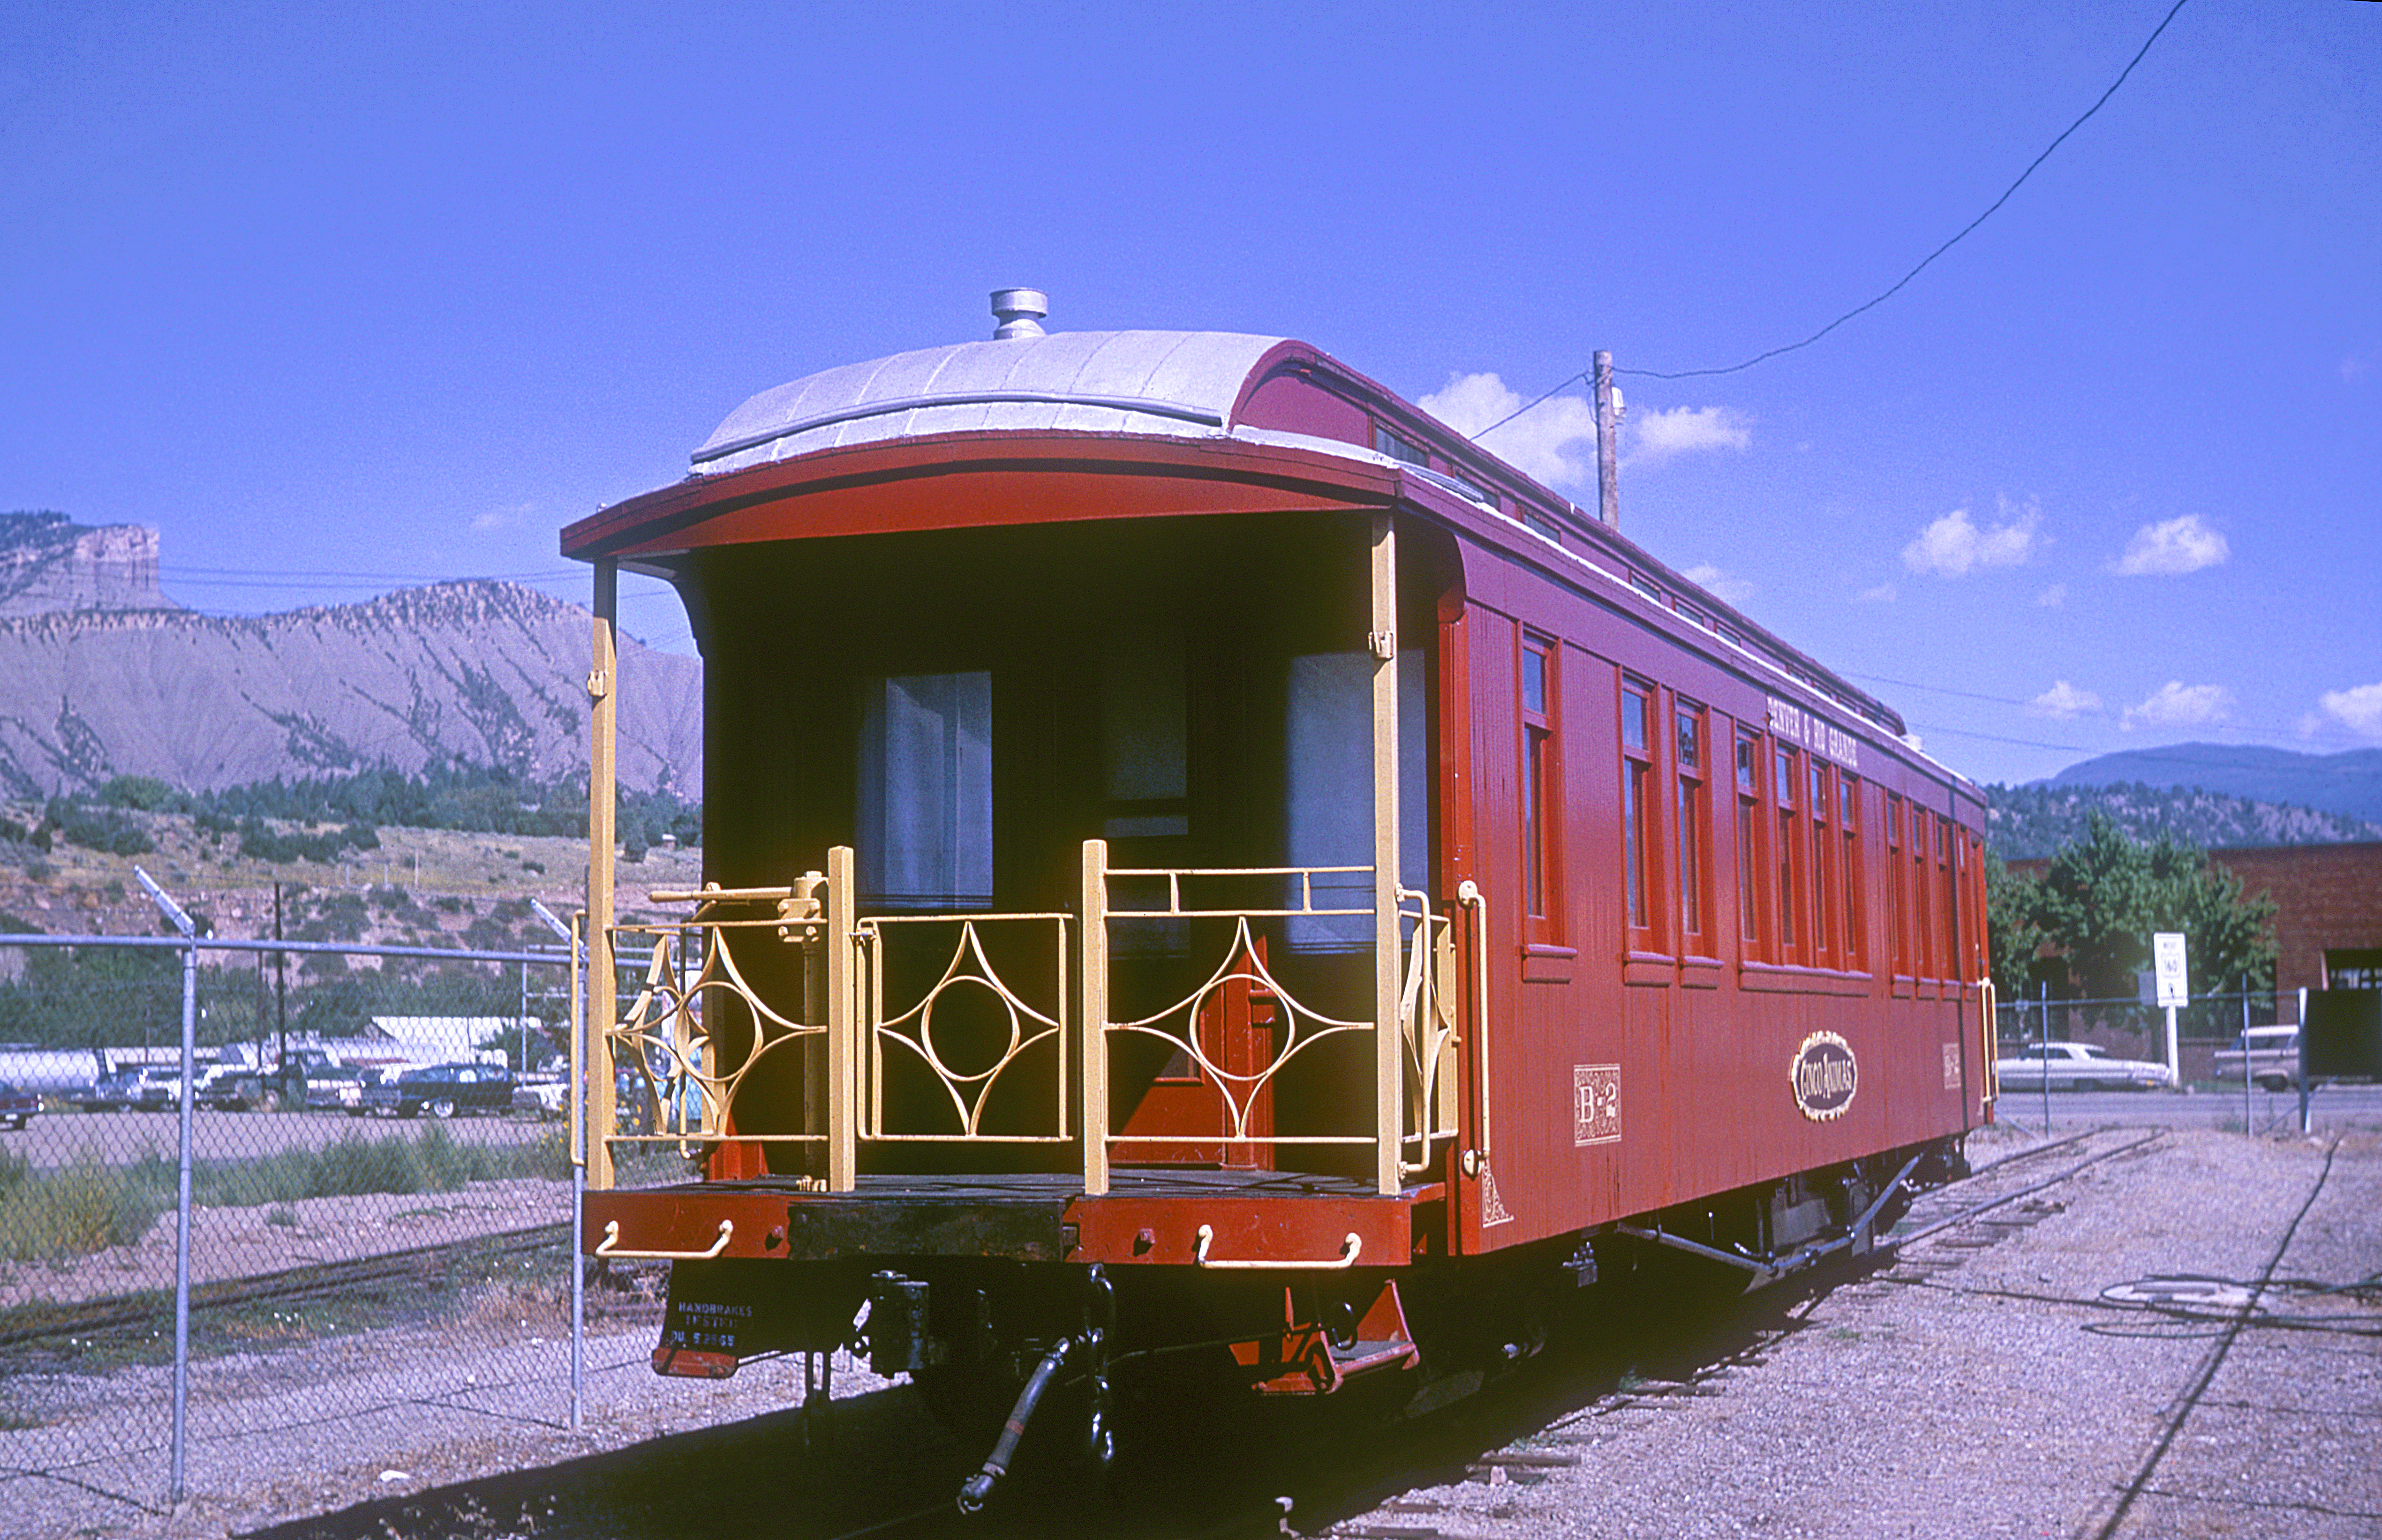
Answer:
1456, 880, 1490, 1159
647, 883, 799, 905
1193, 1223, 1363, 1271
1980, 976, 1999, 1106
596, 1218, 734, 1261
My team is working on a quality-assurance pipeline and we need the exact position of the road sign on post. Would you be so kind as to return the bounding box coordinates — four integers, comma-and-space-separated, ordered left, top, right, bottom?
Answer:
2153, 933, 2189, 1007
2153, 932, 2188, 1085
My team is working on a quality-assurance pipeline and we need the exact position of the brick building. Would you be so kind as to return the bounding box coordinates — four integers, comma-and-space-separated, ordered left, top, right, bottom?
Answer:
2203, 842, 2382, 1010
2005, 840, 2382, 1025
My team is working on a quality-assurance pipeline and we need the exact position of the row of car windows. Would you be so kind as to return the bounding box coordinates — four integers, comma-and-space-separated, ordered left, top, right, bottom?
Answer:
1516, 633, 1982, 980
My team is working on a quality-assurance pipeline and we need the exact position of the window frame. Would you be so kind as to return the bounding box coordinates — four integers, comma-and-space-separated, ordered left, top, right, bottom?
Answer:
1911, 802, 1935, 979
1734, 726, 1766, 960
1839, 775, 1865, 972
1773, 744, 1802, 961
1620, 674, 1659, 951
1519, 631, 1562, 947
1675, 697, 1711, 955
1886, 791, 1909, 978
1807, 758, 1833, 966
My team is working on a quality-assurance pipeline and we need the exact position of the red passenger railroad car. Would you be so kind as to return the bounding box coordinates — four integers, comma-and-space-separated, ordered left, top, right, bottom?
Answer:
561, 293, 1996, 1500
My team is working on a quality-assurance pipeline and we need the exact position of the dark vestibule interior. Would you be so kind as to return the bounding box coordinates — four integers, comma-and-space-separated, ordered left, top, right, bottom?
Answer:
656, 508, 1448, 1177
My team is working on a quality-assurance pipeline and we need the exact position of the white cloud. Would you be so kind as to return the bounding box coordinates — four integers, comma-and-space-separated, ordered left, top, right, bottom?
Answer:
2317, 683, 2382, 740
2120, 680, 2234, 731
1417, 373, 1598, 490
2036, 583, 2067, 608
1681, 563, 1755, 605
1415, 373, 1751, 489
1900, 502, 2041, 576
2029, 680, 2102, 720
1626, 405, 1751, 466
471, 501, 537, 533
2112, 514, 2227, 576
1856, 582, 1897, 603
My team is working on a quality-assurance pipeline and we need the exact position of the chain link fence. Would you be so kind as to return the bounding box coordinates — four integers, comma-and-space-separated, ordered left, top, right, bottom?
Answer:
1991, 985, 2313, 1136
0, 881, 650, 1519
1994, 986, 2283, 1066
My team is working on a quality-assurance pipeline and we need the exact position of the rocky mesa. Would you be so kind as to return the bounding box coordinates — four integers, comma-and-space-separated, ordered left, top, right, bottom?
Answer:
0, 514, 700, 796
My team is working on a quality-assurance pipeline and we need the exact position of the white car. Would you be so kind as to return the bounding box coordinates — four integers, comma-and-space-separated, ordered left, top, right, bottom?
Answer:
1996, 1041, 2175, 1092
2213, 1026, 2300, 1091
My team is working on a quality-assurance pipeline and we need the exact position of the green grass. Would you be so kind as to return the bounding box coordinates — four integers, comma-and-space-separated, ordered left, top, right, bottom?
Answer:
0, 1124, 571, 1263
0, 1152, 162, 1260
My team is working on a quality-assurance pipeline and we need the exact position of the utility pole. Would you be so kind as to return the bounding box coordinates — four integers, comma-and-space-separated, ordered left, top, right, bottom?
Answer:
1593, 351, 1621, 530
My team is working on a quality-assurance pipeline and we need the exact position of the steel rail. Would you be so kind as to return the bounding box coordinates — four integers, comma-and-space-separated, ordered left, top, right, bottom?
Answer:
1890, 1128, 2164, 1249
0, 1221, 573, 1350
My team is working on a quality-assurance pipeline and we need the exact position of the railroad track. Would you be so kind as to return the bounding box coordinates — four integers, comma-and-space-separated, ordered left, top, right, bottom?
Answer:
0, 1221, 581, 1350
1272, 1126, 2178, 1540
764, 1130, 2187, 1540
239, 1131, 2182, 1540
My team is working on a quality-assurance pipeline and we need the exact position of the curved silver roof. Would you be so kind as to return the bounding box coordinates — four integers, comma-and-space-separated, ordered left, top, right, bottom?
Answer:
692, 331, 1290, 473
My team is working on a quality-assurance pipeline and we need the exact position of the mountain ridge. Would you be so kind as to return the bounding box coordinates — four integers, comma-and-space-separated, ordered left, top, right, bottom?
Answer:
2042, 742, 2382, 826
0, 575, 700, 796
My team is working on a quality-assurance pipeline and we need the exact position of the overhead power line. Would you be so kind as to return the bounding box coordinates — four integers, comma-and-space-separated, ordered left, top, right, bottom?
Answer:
1470, 0, 2193, 437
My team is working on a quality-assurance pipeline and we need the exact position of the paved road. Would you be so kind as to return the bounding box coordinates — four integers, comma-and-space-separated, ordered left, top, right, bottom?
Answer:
0, 1105, 558, 1168
1990, 1081, 2382, 1137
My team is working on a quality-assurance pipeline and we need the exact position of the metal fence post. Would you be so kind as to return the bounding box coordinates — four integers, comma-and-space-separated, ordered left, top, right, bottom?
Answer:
2038, 980, 2050, 1133
531, 898, 584, 1434
133, 868, 197, 1510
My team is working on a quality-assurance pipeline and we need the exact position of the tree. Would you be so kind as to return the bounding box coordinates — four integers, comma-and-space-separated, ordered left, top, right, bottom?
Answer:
1983, 850, 2049, 995
2026, 812, 2276, 1003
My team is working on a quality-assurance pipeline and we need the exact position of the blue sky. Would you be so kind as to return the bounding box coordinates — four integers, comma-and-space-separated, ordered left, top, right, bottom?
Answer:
1, 1, 2374, 788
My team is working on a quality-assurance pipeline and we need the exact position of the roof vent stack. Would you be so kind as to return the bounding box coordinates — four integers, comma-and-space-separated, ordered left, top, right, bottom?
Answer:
990, 288, 1049, 340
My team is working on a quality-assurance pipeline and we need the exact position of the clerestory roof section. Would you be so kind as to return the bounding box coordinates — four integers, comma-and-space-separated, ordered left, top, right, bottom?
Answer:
690, 331, 1292, 473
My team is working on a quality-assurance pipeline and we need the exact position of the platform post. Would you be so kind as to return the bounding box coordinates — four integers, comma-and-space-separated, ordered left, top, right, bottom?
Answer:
826, 845, 858, 1190
587, 559, 618, 1191
1371, 512, 1401, 1197
1081, 839, 1110, 1196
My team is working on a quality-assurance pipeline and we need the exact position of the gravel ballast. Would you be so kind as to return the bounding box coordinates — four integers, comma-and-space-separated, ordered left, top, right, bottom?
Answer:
1335, 1127, 2379, 1540
4, 1127, 2374, 1540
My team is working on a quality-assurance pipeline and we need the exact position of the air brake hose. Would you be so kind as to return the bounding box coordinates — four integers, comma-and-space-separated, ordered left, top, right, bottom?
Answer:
955, 1335, 1076, 1515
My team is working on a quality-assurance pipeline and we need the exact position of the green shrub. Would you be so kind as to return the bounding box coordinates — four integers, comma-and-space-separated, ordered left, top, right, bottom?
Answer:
0, 1152, 166, 1261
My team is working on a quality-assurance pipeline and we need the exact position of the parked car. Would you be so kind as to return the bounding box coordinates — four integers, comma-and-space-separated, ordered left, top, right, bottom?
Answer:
76, 1069, 144, 1112
129, 1065, 186, 1110
304, 1066, 364, 1110
378, 1062, 516, 1119
1996, 1041, 2174, 1092
0, 1081, 37, 1130
192, 1063, 263, 1111
2213, 1025, 2301, 1091
337, 1066, 392, 1117
511, 1075, 568, 1119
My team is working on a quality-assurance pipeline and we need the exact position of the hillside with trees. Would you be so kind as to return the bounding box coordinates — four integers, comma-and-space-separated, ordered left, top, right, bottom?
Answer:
1982, 780, 2379, 861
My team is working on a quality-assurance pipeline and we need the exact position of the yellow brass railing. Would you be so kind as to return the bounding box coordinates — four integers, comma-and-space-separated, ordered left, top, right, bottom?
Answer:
859, 913, 1070, 1142
585, 843, 1469, 1194
601, 885, 830, 1153
1397, 890, 1460, 1176
1097, 862, 1377, 1172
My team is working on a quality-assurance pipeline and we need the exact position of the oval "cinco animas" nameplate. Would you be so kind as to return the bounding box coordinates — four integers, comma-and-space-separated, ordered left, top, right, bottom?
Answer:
1790, 1031, 1858, 1121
